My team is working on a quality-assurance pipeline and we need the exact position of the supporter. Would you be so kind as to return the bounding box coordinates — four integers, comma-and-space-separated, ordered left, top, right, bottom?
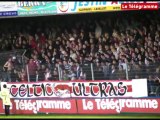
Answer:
62, 70, 69, 81
0, 11, 158, 91
3, 58, 14, 82
27, 59, 38, 82
10, 69, 20, 82
117, 65, 126, 80
79, 71, 86, 80
19, 68, 27, 82
44, 68, 52, 81
37, 64, 46, 81
155, 77, 160, 96
102, 61, 111, 80
109, 65, 118, 80
94, 67, 104, 80
153, 67, 160, 81
52, 67, 59, 81
148, 75, 156, 96
68, 70, 76, 81
75, 62, 82, 79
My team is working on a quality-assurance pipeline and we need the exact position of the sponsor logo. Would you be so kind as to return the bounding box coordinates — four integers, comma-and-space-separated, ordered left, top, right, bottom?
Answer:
17, 2, 50, 11
121, 3, 158, 10
95, 99, 158, 113
17, 1, 47, 7
80, 99, 159, 113
71, 2, 120, 12
0, 98, 159, 114
58, 2, 69, 12
14, 100, 71, 114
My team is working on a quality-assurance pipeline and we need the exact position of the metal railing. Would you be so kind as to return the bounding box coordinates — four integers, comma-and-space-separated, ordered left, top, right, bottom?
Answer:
0, 49, 158, 83
0, 51, 159, 96
0, 61, 159, 81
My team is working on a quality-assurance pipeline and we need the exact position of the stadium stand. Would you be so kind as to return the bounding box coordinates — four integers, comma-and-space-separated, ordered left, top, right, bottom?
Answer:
0, 10, 159, 96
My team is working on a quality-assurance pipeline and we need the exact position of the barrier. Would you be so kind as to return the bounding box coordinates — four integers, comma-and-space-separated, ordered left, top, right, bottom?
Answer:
1, 79, 148, 98
1, 79, 158, 114
0, 98, 159, 114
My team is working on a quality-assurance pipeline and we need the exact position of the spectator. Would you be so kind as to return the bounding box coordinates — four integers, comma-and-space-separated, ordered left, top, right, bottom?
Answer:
3, 58, 14, 82
117, 65, 126, 80
68, 70, 76, 81
44, 68, 52, 81
19, 68, 27, 82
0, 10, 158, 91
27, 59, 38, 82
109, 65, 118, 80
37, 64, 46, 81
102, 61, 111, 80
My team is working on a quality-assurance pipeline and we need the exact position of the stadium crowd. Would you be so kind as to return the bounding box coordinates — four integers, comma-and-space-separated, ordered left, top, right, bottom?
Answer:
0, 10, 159, 96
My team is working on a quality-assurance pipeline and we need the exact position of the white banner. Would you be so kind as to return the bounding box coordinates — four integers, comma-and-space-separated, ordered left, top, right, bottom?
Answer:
0, 2, 17, 12
1, 79, 148, 99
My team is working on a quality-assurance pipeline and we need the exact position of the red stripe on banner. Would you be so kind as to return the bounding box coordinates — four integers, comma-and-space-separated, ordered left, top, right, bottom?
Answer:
127, 85, 132, 92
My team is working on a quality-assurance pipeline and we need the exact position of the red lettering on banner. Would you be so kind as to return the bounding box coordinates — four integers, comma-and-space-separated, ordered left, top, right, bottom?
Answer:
36, 86, 42, 96
93, 85, 99, 93
11, 86, 18, 97
46, 85, 53, 94
29, 87, 33, 95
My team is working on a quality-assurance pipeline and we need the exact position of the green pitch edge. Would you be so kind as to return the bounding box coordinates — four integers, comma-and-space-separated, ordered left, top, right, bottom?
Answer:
0, 114, 160, 119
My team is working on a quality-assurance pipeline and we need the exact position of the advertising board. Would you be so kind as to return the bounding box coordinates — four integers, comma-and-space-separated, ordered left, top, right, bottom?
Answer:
57, 2, 121, 14
0, 2, 17, 16
0, 98, 159, 114
17, 1, 57, 16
